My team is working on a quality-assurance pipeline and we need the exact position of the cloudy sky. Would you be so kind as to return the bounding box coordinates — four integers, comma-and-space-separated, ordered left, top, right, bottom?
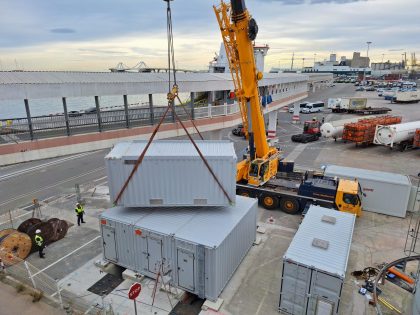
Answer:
0, 0, 419, 72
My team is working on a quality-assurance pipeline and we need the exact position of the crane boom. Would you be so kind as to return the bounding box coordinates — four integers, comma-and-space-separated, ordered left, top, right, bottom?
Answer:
214, 0, 280, 186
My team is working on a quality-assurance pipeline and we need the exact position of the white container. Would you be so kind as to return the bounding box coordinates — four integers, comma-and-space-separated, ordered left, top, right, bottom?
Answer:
279, 205, 355, 315
395, 91, 420, 102
374, 121, 420, 147
105, 140, 237, 207
321, 115, 378, 139
100, 195, 258, 301
324, 164, 414, 217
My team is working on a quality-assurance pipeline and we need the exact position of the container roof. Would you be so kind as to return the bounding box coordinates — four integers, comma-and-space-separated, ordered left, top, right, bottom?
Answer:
284, 206, 355, 278
105, 140, 237, 159
325, 164, 411, 186
102, 195, 256, 248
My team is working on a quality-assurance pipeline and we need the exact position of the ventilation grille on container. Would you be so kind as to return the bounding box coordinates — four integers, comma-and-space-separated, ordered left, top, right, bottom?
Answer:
194, 199, 208, 205
149, 199, 163, 205
312, 238, 329, 250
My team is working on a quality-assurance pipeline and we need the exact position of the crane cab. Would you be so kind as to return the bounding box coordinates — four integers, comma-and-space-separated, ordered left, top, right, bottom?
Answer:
247, 153, 279, 186
335, 179, 362, 216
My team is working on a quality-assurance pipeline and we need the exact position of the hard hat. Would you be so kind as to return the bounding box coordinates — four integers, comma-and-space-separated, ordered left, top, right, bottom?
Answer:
35, 229, 41, 234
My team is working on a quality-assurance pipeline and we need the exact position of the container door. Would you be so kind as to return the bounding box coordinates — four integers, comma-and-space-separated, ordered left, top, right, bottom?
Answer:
279, 261, 311, 315
146, 236, 162, 274
177, 249, 195, 291
307, 271, 342, 315
102, 225, 117, 262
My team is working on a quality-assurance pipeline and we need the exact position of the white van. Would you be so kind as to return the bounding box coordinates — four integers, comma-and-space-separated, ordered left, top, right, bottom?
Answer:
301, 101, 324, 113
288, 102, 309, 113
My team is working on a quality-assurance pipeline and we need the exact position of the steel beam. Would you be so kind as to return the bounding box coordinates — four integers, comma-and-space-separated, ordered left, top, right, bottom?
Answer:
62, 97, 71, 136
24, 99, 34, 140
95, 96, 102, 132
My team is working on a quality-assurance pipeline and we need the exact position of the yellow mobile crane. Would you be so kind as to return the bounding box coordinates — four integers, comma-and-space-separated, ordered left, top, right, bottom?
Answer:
214, 0, 362, 216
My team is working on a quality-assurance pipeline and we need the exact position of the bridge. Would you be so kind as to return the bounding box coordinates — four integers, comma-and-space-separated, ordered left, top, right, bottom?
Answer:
0, 71, 331, 165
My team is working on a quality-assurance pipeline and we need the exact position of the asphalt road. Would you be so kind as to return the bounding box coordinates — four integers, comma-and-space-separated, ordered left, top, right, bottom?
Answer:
1, 83, 419, 213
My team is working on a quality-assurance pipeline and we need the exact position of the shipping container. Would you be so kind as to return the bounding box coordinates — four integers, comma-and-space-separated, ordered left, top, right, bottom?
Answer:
100, 195, 257, 301
279, 205, 355, 315
324, 164, 417, 217
105, 140, 237, 207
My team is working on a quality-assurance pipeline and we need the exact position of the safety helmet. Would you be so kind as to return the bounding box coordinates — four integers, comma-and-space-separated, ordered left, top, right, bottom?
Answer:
35, 229, 41, 234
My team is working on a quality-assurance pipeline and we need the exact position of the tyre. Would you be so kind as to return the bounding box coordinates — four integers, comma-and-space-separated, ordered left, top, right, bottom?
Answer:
280, 198, 300, 214
237, 189, 251, 198
260, 194, 280, 210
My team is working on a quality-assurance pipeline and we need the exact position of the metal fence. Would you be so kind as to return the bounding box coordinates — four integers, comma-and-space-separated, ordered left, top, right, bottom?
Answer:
0, 181, 107, 314
0, 102, 241, 143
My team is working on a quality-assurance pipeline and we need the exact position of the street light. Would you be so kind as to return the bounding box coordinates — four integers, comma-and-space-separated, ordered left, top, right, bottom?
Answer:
363, 41, 372, 83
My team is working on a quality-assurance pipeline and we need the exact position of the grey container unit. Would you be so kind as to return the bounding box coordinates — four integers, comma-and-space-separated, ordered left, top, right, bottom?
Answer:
324, 164, 416, 217
413, 279, 420, 315
105, 140, 237, 207
100, 195, 257, 301
279, 205, 355, 315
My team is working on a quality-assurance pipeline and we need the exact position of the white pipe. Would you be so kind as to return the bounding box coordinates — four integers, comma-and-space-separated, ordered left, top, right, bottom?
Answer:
320, 115, 379, 139
374, 121, 420, 147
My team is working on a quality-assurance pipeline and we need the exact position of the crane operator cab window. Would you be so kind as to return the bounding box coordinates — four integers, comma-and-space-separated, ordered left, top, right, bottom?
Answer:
343, 193, 359, 206
249, 159, 269, 182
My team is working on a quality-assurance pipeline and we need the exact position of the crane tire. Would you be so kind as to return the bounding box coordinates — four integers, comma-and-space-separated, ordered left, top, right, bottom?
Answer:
260, 194, 279, 210
280, 198, 300, 214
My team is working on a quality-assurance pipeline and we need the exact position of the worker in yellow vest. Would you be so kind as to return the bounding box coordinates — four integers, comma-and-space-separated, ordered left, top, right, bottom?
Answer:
34, 229, 45, 258
75, 202, 86, 226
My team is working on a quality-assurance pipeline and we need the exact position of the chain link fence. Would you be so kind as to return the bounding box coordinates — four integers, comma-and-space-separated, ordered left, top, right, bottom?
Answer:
0, 181, 113, 314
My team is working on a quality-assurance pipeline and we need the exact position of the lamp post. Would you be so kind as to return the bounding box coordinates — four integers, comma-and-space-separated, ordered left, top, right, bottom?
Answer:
363, 41, 372, 83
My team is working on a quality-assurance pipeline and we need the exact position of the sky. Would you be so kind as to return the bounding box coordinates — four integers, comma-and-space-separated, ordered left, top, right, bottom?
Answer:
0, 0, 419, 72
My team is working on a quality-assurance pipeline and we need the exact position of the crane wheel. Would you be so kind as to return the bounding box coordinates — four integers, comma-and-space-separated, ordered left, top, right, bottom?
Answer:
280, 198, 300, 214
260, 194, 279, 210
237, 189, 251, 198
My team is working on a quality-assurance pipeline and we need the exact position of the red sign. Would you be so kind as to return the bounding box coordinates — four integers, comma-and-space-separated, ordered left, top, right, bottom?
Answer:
128, 283, 141, 300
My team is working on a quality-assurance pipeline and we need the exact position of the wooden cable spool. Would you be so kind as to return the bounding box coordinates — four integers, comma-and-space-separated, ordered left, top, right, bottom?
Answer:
26, 221, 55, 252
17, 218, 42, 234
0, 228, 15, 242
0, 231, 32, 266
47, 218, 69, 242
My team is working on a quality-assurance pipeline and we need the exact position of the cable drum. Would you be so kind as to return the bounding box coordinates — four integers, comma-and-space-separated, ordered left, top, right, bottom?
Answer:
0, 228, 15, 242
17, 218, 42, 234
0, 231, 32, 266
47, 218, 69, 242
26, 222, 54, 252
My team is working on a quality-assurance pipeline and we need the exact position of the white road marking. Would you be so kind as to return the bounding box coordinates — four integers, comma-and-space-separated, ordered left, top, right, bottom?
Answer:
0, 151, 99, 182
285, 143, 308, 161
32, 235, 101, 277
0, 166, 105, 208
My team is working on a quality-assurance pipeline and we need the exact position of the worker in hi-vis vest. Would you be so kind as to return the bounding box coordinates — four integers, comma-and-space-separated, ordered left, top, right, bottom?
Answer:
34, 229, 45, 258
75, 202, 86, 226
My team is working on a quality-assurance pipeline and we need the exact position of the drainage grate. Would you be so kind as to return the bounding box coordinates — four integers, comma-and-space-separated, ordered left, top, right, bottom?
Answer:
87, 273, 124, 296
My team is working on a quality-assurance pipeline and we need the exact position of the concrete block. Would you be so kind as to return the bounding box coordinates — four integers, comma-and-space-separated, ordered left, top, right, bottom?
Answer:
254, 235, 262, 245
202, 298, 224, 311
122, 269, 145, 282
257, 226, 266, 234
94, 259, 110, 270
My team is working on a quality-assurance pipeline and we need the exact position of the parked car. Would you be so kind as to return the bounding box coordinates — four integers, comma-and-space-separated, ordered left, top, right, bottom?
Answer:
232, 124, 245, 137
68, 110, 82, 117
365, 86, 375, 91
355, 86, 365, 91
84, 107, 97, 114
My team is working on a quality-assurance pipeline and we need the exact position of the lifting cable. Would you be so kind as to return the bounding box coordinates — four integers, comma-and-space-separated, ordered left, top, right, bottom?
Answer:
113, 0, 232, 205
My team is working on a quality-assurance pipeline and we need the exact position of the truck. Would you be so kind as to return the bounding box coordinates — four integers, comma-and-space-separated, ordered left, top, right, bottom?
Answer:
393, 91, 420, 103
291, 119, 321, 143
328, 97, 391, 115
214, 1, 362, 217
324, 165, 420, 218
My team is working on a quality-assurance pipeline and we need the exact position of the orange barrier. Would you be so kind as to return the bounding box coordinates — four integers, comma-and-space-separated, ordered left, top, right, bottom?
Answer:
388, 266, 414, 285
342, 116, 402, 145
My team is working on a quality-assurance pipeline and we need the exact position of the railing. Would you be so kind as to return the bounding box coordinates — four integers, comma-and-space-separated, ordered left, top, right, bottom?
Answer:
0, 87, 306, 144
